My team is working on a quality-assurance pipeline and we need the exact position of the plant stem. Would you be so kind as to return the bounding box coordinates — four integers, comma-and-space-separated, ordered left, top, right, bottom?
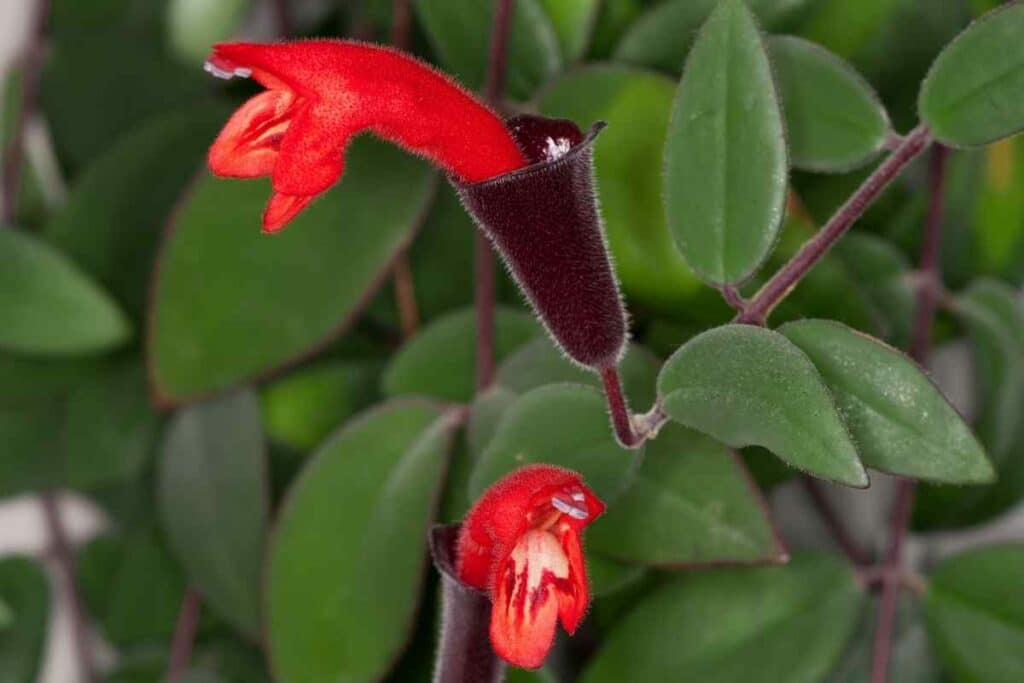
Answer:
801, 477, 871, 566
474, 0, 515, 390
388, 0, 420, 341
601, 367, 640, 448
166, 587, 203, 682
1, 0, 49, 225
736, 126, 933, 326
870, 144, 949, 683
40, 493, 95, 683
272, 0, 293, 37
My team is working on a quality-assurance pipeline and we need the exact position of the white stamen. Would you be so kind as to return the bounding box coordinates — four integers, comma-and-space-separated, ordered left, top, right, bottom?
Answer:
204, 61, 252, 80
544, 136, 572, 161
571, 491, 585, 502
552, 495, 588, 520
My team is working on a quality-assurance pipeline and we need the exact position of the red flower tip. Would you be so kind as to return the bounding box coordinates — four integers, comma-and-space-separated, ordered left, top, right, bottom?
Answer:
456, 464, 605, 669
204, 40, 528, 232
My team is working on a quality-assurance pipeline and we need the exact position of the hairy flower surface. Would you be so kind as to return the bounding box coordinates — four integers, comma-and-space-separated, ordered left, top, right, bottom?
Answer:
456, 465, 605, 669
205, 40, 527, 232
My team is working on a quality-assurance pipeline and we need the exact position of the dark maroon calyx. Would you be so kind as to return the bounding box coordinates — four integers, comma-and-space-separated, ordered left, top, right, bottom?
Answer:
454, 116, 627, 371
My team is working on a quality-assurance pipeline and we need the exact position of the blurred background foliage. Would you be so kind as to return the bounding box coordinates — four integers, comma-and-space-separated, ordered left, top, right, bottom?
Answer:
0, 0, 1022, 681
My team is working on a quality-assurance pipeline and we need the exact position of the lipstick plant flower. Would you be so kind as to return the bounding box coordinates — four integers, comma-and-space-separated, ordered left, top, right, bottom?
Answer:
456, 465, 605, 669
204, 40, 629, 375
204, 40, 527, 233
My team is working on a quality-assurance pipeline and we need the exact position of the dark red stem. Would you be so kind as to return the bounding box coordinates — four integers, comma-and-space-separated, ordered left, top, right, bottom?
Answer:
475, 0, 515, 390
271, 0, 293, 37
41, 494, 95, 683
870, 144, 949, 683
166, 587, 203, 682
736, 126, 933, 325
388, 0, 420, 341
390, 0, 413, 48
601, 367, 640, 448
1, 0, 49, 225
801, 477, 872, 566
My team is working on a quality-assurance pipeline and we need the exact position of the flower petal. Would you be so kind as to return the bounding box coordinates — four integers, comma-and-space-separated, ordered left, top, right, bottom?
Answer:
208, 90, 296, 178
490, 530, 568, 669
272, 103, 352, 197
263, 192, 316, 233
556, 523, 588, 634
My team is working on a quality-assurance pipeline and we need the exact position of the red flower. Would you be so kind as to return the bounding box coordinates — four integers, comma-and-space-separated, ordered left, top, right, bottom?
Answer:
456, 465, 605, 669
204, 40, 527, 233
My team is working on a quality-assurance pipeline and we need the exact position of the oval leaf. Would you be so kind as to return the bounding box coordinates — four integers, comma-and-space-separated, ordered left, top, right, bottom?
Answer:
926, 545, 1024, 682
920, 2, 1024, 147
0, 228, 130, 355
583, 554, 862, 682
382, 306, 538, 403
0, 558, 49, 682
588, 423, 785, 566
539, 0, 600, 61
470, 383, 641, 501
538, 65, 703, 312
414, 0, 562, 100
768, 36, 890, 172
664, 0, 788, 284
267, 402, 453, 683
149, 137, 434, 403
780, 319, 993, 483
158, 390, 269, 639
657, 325, 867, 486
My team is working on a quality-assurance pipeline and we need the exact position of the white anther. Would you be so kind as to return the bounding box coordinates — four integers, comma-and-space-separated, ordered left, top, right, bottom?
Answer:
552, 495, 588, 520
571, 492, 585, 502
544, 136, 572, 161
204, 61, 252, 80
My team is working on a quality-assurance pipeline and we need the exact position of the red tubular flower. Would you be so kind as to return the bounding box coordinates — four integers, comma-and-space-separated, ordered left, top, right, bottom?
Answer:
204, 40, 527, 232
456, 465, 605, 669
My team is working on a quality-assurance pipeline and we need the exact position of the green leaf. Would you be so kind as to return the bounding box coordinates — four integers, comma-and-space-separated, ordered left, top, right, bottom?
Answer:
768, 36, 890, 172
469, 384, 641, 502
657, 325, 867, 486
972, 137, 1024, 278
0, 557, 49, 682
78, 531, 188, 646
267, 402, 453, 683
614, 0, 816, 73
497, 337, 659, 406
583, 554, 863, 683
587, 555, 647, 598
149, 137, 435, 403
588, 423, 785, 566
465, 386, 519, 462
414, 0, 562, 100
44, 106, 227, 318
663, 0, 788, 284
538, 0, 600, 61
168, 0, 250, 64
261, 360, 382, 452
158, 391, 268, 639
780, 319, 993, 483
0, 228, 130, 355
926, 545, 1024, 682
0, 359, 158, 498
538, 65, 703, 312
919, 2, 1024, 147
382, 306, 538, 403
